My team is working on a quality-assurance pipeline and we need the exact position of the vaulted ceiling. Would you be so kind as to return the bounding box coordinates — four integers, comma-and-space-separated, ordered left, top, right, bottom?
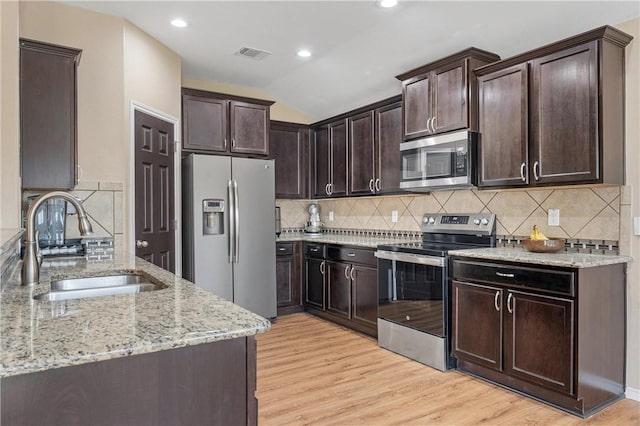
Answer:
63, 1, 639, 121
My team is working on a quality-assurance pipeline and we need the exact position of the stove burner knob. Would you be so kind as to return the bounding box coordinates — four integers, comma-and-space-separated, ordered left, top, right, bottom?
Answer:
473, 218, 481, 225
481, 218, 489, 226
428, 217, 435, 224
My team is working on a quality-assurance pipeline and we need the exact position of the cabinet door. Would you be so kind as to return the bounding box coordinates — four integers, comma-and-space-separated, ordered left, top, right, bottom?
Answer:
20, 40, 80, 190
531, 42, 598, 185
504, 290, 574, 395
304, 258, 325, 310
329, 120, 348, 197
270, 124, 308, 199
276, 257, 295, 307
452, 281, 503, 371
402, 73, 432, 140
182, 95, 228, 152
432, 61, 468, 133
375, 102, 402, 192
229, 101, 269, 155
351, 265, 378, 328
312, 127, 330, 198
348, 111, 375, 195
327, 261, 351, 319
478, 64, 529, 188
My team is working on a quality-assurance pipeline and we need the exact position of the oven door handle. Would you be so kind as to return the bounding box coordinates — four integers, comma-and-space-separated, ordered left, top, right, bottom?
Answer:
374, 250, 445, 268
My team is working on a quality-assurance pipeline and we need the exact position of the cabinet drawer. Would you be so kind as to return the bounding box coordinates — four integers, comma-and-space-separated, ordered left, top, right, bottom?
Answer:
452, 260, 574, 297
304, 243, 325, 259
326, 246, 376, 267
276, 242, 294, 257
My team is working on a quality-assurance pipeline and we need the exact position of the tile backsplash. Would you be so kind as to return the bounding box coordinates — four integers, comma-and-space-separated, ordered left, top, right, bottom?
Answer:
277, 185, 626, 246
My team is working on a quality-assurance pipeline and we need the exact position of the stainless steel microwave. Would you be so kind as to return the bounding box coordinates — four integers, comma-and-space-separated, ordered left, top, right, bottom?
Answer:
399, 130, 477, 191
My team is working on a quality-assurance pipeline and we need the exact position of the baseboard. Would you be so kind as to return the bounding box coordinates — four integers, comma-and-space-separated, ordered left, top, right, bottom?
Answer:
626, 386, 640, 401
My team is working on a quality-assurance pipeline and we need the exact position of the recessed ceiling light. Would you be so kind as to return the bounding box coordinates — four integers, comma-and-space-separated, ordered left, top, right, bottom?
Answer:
297, 49, 312, 58
171, 19, 188, 28
379, 0, 398, 8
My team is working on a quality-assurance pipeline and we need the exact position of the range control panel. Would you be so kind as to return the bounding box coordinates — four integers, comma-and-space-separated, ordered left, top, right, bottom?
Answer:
421, 213, 496, 235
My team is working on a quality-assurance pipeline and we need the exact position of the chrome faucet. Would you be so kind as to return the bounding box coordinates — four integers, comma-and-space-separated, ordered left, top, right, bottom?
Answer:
22, 191, 93, 286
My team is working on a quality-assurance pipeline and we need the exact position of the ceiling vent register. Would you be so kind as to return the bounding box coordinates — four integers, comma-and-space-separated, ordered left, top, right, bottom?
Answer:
234, 46, 271, 61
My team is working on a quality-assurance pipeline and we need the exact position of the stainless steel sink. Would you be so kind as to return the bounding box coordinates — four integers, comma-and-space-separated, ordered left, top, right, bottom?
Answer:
33, 271, 167, 301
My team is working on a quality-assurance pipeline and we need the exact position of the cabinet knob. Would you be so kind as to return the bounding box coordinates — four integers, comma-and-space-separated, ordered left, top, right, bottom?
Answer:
136, 240, 149, 249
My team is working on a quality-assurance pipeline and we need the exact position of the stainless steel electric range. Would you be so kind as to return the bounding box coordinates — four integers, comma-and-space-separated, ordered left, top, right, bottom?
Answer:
375, 213, 496, 371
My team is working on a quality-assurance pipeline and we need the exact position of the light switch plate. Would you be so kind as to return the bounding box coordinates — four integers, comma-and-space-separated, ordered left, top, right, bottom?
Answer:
548, 209, 560, 226
391, 210, 399, 223
328, 211, 334, 221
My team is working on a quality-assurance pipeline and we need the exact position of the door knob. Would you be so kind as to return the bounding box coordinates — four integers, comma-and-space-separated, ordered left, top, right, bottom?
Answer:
136, 240, 149, 248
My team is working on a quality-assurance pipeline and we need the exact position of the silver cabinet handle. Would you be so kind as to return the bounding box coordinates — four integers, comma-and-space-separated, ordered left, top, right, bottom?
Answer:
520, 162, 526, 182
310, 247, 319, 252
325, 183, 330, 195
494, 291, 500, 312
375, 178, 381, 192
344, 265, 351, 279
426, 117, 433, 133
533, 161, 540, 181
232, 138, 236, 148
350, 266, 356, 281
431, 116, 437, 133
496, 271, 515, 278
320, 261, 325, 275
346, 253, 356, 257
136, 240, 149, 248
328, 183, 333, 196
507, 293, 514, 314
278, 247, 286, 251
224, 138, 228, 149
369, 179, 375, 193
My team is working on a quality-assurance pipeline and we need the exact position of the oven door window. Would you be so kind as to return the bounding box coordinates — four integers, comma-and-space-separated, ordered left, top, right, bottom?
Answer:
378, 259, 445, 337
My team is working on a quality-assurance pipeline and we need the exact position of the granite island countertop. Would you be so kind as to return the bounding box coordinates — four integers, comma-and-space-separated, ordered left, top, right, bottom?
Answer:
0, 252, 271, 378
449, 247, 633, 268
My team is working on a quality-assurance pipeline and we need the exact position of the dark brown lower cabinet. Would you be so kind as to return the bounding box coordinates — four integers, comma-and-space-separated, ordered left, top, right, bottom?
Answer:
276, 241, 303, 316
451, 258, 625, 418
304, 244, 377, 337
1, 337, 257, 426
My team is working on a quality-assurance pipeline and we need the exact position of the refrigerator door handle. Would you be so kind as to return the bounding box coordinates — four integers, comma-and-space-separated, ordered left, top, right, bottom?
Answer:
233, 180, 240, 263
228, 180, 235, 263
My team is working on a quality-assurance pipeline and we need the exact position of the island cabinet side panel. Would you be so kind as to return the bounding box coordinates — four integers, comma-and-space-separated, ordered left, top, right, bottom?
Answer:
1, 337, 255, 426
576, 263, 626, 413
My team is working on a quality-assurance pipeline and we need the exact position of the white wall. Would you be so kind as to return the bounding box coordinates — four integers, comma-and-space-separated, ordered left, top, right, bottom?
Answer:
0, 1, 20, 229
616, 16, 640, 396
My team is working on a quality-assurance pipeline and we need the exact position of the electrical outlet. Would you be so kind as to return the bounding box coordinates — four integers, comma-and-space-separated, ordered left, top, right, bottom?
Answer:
391, 210, 399, 223
328, 211, 334, 221
548, 209, 560, 226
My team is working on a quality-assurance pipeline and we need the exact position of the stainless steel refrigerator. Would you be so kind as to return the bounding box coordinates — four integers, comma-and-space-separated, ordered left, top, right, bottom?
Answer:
182, 154, 276, 319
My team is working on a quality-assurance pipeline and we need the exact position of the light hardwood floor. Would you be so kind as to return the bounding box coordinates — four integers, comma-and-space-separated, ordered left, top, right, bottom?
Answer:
256, 313, 640, 425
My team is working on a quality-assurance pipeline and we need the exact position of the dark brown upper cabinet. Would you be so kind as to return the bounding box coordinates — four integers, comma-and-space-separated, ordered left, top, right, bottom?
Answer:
311, 96, 402, 198
348, 111, 375, 195
396, 48, 500, 141
270, 121, 309, 199
476, 26, 633, 189
20, 39, 82, 190
182, 88, 273, 156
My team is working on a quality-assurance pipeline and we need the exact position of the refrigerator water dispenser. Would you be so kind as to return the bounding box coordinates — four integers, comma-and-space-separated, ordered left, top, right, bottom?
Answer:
202, 199, 224, 235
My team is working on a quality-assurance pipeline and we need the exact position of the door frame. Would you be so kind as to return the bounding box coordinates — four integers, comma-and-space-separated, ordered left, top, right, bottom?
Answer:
129, 101, 181, 276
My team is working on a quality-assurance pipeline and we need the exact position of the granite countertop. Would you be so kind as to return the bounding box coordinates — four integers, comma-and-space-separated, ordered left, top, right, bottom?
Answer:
449, 247, 633, 268
276, 232, 420, 248
0, 252, 271, 378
